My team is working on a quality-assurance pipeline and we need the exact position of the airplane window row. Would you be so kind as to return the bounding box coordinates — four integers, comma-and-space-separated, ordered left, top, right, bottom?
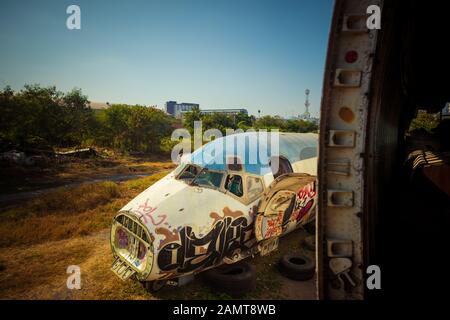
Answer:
192, 171, 224, 188
247, 176, 264, 201
175, 164, 265, 203
225, 175, 243, 197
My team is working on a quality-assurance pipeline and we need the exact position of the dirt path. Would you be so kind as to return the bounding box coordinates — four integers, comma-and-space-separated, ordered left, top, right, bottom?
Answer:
0, 227, 316, 300
0, 173, 153, 211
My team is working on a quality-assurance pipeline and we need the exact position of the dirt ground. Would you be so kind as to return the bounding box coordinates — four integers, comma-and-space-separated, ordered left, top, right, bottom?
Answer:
0, 227, 316, 300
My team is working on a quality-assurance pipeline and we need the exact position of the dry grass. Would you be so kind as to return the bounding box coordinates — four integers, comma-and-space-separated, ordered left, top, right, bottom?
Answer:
0, 225, 312, 300
0, 236, 95, 299
0, 171, 169, 248
68, 232, 154, 300
0, 229, 158, 300
0, 170, 170, 299
0, 152, 175, 195
55, 160, 174, 181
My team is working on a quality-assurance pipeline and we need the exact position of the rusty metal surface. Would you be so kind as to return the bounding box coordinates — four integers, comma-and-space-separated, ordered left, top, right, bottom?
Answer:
318, 0, 383, 300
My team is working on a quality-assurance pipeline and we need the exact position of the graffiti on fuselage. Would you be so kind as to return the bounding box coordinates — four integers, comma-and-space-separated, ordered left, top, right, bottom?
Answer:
281, 181, 317, 232
293, 181, 316, 223
156, 207, 254, 274
135, 198, 168, 226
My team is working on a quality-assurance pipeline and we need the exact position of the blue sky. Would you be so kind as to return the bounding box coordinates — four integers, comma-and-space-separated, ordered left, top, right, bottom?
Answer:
0, 0, 333, 118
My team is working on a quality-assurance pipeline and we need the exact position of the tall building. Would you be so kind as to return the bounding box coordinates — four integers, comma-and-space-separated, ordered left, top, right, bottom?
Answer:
165, 101, 199, 118
164, 101, 177, 116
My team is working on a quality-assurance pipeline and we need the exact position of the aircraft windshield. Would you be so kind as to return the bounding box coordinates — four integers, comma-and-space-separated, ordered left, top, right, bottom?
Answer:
176, 164, 224, 189
192, 170, 224, 189
177, 164, 201, 182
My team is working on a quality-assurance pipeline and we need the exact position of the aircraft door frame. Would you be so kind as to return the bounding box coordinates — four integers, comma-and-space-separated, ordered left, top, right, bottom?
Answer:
255, 173, 316, 242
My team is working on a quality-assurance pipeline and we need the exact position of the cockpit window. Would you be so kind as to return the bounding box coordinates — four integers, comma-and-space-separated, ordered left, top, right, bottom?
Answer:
177, 164, 201, 182
247, 176, 264, 201
225, 174, 243, 197
192, 170, 224, 189
173, 163, 186, 176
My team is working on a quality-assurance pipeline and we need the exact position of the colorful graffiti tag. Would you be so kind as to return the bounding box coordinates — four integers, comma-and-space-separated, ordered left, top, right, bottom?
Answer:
265, 211, 284, 238
255, 180, 317, 240
135, 199, 168, 226
278, 181, 317, 232
293, 181, 316, 223
156, 208, 254, 273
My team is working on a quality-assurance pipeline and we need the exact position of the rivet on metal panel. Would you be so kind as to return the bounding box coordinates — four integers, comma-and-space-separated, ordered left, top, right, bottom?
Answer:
338, 106, 355, 123
328, 130, 356, 148
327, 189, 354, 207
345, 50, 358, 64
333, 69, 362, 87
327, 239, 353, 258
342, 15, 367, 33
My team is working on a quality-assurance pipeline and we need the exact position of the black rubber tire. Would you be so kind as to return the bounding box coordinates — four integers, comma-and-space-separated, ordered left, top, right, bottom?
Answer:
202, 262, 256, 297
278, 254, 315, 281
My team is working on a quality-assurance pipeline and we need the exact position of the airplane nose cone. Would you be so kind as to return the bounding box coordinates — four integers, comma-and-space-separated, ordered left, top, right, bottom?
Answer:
110, 211, 155, 281
112, 172, 200, 281
120, 173, 188, 226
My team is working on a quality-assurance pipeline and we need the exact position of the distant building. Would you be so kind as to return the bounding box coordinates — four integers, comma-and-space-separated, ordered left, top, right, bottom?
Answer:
164, 101, 177, 116
89, 101, 110, 110
90, 102, 158, 110
200, 108, 248, 116
164, 102, 248, 119
165, 101, 199, 118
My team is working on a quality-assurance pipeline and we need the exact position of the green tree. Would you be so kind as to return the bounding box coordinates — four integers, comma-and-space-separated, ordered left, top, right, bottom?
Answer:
182, 106, 202, 133
61, 88, 92, 146
92, 104, 174, 153
0, 84, 95, 150
254, 115, 285, 130
284, 118, 318, 133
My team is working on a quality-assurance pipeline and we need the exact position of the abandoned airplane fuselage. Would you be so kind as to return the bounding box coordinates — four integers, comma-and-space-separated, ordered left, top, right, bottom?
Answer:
110, 132, 318, 282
